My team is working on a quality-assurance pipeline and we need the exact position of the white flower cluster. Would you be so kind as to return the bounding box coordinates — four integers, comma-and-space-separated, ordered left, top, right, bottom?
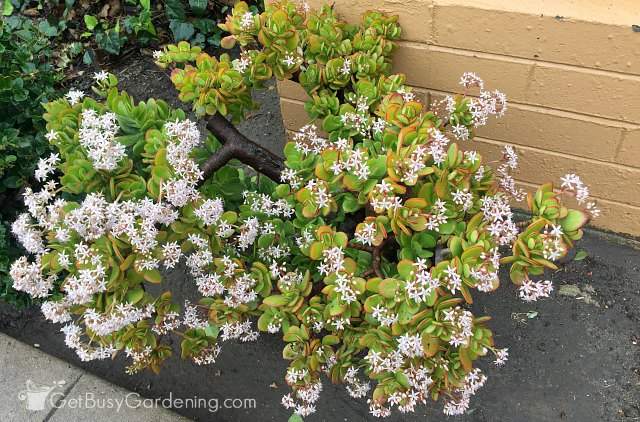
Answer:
293, 124, 330, 155
10, 256, 52, 298
281, 378, 323, 417
519, 278, 553, 302
61, 323, 117, 362
494, 347, 509, 366
163, 119, 203, 207
470, 248, 501, 292
452, 188, 473, 212
78, 109, 126, 171
319, 246, 344, 276
354, 221, 377, 246
334, 272, 358, 304
193, 345, 222, 366
426, 199, 448, 231
281, 167, 302, 190
405, 258, 440, 303
387, 365, 434, 413
442, 368, 487, 415
370, 180, 402, 213
84, 304, 155, 336
330, 147, 370, 181
305, 179, 331, 209
561, 173, 600, 218
35, 153, 60, 182
220, 320, 259, 342
451, 123, 470, 141
183, 300, 208, 329
481, 194, 519, 246
240, 11, 254, 30
11, 213, 45, 255
371, 304, 398, 326
41, 300, 72, 323
366, 350, 436, 415
427, 128, 450, 166
65, 89, 85, 105
459, 72, 484, 90
496, 145, 526, 201
542, 224, 566, 260
443, 306, 474, 347
244, 191, 294, 217
195, 198, 224, 226
344, 366, 371, 398
340, 99, 375, 137
468, 89, 507, 127
233, 52, 252, 73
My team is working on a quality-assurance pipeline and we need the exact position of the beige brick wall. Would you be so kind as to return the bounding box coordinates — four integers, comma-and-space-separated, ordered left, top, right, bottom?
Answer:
277, 0, 640, 236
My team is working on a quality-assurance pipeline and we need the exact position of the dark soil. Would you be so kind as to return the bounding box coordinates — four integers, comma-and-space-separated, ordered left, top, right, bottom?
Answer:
1, 54, 639, 422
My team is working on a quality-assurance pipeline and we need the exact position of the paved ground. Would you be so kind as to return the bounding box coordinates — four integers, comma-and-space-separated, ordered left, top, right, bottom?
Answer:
0, 54, 639, 422
0, 333, 188, 422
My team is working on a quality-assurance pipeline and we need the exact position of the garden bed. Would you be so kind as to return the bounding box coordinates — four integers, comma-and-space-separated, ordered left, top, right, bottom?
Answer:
1, 54, 639, 422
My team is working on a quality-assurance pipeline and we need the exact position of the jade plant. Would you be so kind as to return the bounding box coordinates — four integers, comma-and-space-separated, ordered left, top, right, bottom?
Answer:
10, 1, 600, 419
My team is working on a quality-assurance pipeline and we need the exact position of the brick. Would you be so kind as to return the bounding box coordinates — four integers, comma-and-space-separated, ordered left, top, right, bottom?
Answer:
307, 0, 434, 44
392, 43, 640, 125
276, 79, 308, 102
392, 43, 533, 101
437, 0, 640, 26
584, 200, 640, 236
279, 98, 312, 131
428, 90, 624, 162
432, 4, 640, 76
468, 137, 640, 207
527, 63, 640, 124
616, 129, 640, 168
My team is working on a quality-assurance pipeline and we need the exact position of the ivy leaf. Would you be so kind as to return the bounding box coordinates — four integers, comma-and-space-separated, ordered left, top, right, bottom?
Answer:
96, 30, 124, 55
82, 49, 95, 64
164, 0, 187, 21
169, 20, 195, 42
189, 0, 207, 16
38, 20, 59, 37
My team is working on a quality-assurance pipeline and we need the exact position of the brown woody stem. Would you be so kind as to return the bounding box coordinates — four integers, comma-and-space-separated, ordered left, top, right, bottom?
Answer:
372, 235, 396, 278
200, 113, 285, 184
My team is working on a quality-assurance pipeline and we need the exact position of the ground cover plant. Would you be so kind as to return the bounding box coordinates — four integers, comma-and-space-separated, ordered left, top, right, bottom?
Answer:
9, 0, 600, 419
2, 0, 263, 61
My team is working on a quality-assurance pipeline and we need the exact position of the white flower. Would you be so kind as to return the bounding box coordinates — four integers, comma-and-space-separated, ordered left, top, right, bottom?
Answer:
195, 198, 224, 226
65, 89, 85, 106
78, 109, 125, 171
93, 70, 109, 82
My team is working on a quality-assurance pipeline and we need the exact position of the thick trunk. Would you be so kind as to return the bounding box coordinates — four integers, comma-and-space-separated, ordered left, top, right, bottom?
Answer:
201, 113, 285, 183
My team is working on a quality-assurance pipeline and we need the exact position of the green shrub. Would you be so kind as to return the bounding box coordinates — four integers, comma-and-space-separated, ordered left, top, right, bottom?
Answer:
8, 0, 600, 418
0, 15, 64, 306
2, 0, 263, 61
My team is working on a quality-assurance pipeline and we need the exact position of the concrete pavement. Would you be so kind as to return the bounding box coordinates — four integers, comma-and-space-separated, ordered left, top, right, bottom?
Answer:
0, 333, 189, 422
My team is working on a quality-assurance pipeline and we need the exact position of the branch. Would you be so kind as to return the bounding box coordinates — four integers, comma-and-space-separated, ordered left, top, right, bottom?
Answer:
368, 235, 396, 278
200, 113, 285, 184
